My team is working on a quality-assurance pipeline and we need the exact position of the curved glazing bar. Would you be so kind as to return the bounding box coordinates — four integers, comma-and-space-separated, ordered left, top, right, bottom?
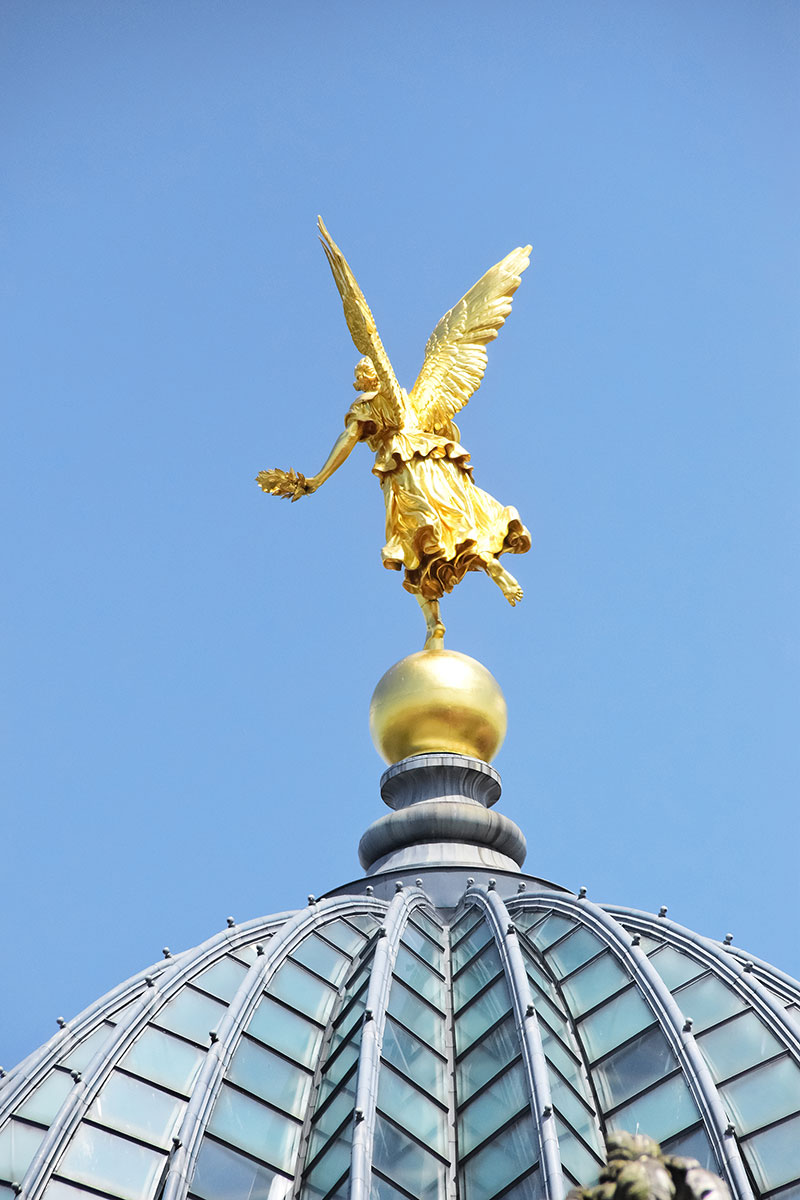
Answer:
14, 913, 295, 1200
606, 906, 800, 1057
349, 886, 429, 1200
0, 911, 294, 1129
0, 966, 170, 1127
165, 898, 385, 1200
607, 907, 800, 1199
507, 895, 754, 1200
466, 886, 565, 1200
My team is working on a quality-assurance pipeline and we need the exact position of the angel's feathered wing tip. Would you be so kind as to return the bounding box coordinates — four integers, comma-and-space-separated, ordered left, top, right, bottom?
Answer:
506, 244, 533, 276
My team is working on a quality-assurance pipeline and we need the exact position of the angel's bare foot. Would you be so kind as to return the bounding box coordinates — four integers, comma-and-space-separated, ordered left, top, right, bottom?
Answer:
417, 595, 445, 649
485, 559, 524, 606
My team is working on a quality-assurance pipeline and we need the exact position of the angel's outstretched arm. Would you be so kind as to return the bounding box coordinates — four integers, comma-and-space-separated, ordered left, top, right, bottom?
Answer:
305, 424, 360, 492
256, 423, 360, 502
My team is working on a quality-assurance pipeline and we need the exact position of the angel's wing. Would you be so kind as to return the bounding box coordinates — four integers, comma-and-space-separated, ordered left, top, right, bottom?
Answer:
408, 245, 531, 433
317, 217, 405, 424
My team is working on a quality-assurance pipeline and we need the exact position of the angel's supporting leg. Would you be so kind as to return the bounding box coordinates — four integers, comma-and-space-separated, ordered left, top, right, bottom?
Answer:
484, 556, 524, 606
417, 595, 446, 649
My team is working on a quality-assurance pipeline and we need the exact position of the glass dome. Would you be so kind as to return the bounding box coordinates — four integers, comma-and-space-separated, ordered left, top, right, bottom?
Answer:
2, 746, 799, 1200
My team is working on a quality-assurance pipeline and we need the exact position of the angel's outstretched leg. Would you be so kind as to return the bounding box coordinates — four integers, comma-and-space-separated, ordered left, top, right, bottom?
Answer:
417, 594, 446, 649
484, 557, 524, 606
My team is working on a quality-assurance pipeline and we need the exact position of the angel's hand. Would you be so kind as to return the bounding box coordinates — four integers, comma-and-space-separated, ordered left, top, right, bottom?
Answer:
256, 467, 314, 501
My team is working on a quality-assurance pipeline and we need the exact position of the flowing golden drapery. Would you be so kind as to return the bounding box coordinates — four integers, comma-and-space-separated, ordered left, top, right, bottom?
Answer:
346, 399, 530, 602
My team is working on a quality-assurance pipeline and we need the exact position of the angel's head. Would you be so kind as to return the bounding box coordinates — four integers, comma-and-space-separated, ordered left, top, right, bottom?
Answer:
353, 357, 379, 392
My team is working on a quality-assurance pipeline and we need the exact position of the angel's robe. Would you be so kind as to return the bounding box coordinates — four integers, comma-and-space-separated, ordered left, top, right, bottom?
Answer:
345, 394, 531, 601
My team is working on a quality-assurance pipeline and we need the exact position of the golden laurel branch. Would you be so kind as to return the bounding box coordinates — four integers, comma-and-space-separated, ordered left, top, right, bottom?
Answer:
256, 467, 311, 502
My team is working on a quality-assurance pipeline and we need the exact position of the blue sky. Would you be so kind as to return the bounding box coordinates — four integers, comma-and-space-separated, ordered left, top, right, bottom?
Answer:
2, 1, 798, 1068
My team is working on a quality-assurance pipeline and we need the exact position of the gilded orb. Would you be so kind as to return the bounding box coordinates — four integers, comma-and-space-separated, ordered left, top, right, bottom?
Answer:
370, 649, 507, 765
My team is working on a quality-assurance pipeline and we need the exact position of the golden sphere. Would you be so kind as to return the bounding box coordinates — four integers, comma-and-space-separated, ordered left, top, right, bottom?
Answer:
370, 649, 507, 765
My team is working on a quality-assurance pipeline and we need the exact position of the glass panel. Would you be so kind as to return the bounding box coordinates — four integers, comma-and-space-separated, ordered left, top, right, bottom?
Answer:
387, 980, 444, 1045
155, 986, 227, 1044
191, 1136, 292, 1200
561, 953, 630, 1015
87, 1070, 184, 1148
525, 913, 576, 953
292, 935, 351, 986
317, 919, 369, 956
593, 1025, 678, 1110
451, 905, 483, 944
769, 1186, 800, 1200
742, 1115, 800, 1191
193, 956, 249, 1001
230, 942, 260, 965
548, 928, 605, 977
660, 1125, 718, 1171
403, 923, 442, 969
372, 1174, 417, 1200
540, 1022, 584, 1092
15, 1070, 74, 1124
550, 1075, 601, 1152
672, 974, 746, 1033
122, 1026, 205, 1095
411, 911, 444, 945
578, 988, 654, 1060
319, 1039, 360, 1102
394, 946, 445, 1009
57, 1124, 164, 1200
0, 1120, 44, 1182
208, 1083, 301, 1172
342, 959, 371, 1002
347, 912, 382, 935
697, 1010, 782, 1082
606, 1073, 699, 1144
59, 1023, 113, 1070
721, 1057, 800, 1134
383, 1017, 446, 1097
496, 1168, 545, 1200
373, 1113, 445, 1199
459, 1062, 528, 1156
507, 909, 550, 936
452, 920, 493, 974
307, 1075, 357, 1163
457, 1016, 519, 1100
41, 1184, 98, 1200
247, 995, 323, 1066
328, 988, 368, 1060
228, 1039, 312, 1118
269, 961, 338, 1024
523, 953, 558, 998
647, 945, 704, 991
554, 1117, 602, 1185
454, 944, 504, 1012
526, 976, 574, 1039
378, 1067, 447, 1155
455, 975, 512, 1056
460, 1112, 538, 1199
303, 1135, 351, 1198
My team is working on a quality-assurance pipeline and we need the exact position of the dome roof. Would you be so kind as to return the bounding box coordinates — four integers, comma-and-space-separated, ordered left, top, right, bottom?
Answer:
3, 652, 799, 1200
2, 858, 799, 1200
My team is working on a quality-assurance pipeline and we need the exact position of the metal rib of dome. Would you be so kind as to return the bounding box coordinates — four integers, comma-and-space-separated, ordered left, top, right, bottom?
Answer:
2, 866, 799, 1200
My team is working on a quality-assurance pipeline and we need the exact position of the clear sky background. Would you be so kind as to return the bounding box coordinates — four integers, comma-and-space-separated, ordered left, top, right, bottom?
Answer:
2, 1, 798, 1069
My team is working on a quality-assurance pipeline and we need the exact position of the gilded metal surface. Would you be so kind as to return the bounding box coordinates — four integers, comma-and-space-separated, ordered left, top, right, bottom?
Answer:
369, 648, 507, 764
258, 217, 532, 648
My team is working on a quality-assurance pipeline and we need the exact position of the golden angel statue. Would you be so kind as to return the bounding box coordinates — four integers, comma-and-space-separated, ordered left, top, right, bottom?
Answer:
257, 218, 532, 649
